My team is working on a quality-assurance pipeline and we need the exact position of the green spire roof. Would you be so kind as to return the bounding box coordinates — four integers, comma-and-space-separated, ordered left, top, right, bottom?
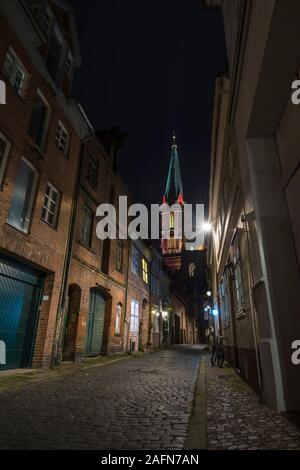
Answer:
164, 132, 183, 204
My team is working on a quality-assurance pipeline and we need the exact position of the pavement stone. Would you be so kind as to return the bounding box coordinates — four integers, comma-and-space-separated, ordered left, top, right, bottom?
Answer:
206, 358, 300, 450
0, 345, 201, 450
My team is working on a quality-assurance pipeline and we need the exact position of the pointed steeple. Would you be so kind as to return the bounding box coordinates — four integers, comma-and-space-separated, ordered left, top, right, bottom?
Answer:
163, 131, 184, 205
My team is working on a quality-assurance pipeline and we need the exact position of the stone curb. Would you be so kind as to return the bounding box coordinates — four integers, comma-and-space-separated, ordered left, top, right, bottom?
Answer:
184, 352, 208, 450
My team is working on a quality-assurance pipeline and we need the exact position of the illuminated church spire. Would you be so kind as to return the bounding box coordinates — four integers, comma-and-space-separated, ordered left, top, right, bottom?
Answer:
161, 132, 185, 271
163, 131, 184, 205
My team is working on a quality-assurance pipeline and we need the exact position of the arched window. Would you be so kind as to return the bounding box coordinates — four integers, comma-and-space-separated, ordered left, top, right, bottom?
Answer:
189, 262, 196, 277
115, 303, 122, 335
170, 212, 174, 229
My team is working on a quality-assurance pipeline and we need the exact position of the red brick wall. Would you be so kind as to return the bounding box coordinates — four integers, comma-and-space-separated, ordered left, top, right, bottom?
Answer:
0, 17, 81, 367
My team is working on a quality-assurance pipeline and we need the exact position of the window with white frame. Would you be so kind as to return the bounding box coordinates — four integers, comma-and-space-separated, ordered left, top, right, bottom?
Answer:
0, 132, 10, 186
130, 299, 139, 332
233, 232, 244, 312
27, 90, 50, 150
8, 158, 38, 233
219, 271, 231, 326
2, 47, 28, 97
115, 303, 122, 336
41, 182, 60, 227
55, 121, 69, 155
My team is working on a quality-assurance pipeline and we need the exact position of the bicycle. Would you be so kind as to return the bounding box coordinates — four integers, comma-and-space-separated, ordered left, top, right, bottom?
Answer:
211, 334, 225, 367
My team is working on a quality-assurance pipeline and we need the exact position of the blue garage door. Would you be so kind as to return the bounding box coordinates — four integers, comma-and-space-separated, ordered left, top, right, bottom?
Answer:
0, 256, 44, 370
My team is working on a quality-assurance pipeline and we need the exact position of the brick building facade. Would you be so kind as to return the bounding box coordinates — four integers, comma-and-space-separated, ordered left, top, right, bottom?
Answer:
0, 0, 201, 373
0, 0, 83, 369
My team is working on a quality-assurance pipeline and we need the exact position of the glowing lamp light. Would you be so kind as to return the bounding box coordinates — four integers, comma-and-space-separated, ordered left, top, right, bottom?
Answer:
206, 291, 212, 297
212, 309, 218, 317
203, 222, 212, 232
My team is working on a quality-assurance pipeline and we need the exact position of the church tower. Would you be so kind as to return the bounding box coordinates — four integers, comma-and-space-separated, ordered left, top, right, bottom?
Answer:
161, 132, 184, 271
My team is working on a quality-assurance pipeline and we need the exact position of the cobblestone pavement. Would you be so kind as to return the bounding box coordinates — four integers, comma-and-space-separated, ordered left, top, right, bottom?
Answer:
206, 358, 300, 450
0, 346, 201, 450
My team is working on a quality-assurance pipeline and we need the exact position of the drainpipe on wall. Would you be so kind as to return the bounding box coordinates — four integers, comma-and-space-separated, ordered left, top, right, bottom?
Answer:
51, 125, 95, 366
122, 238, 131, 353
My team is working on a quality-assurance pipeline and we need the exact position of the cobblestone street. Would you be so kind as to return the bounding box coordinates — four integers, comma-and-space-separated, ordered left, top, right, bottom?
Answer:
0, 346, 201, 450
206, 358, 300, 450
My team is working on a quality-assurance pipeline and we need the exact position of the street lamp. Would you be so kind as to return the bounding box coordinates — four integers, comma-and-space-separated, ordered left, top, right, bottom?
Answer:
206, 290, 211, 297
203, 222, 212, 232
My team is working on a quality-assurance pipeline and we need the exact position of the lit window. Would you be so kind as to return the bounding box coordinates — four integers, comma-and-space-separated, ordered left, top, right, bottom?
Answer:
130, 299, 139, 332
142, 258, 148, 284
87, 154, 98, 188
189, 262, 196, 277
116, 240, 123, 272
81, 206, 93, 247
0, 132, 10, 185
55, 121, 69, 155
8, 158, 38, 233
115, 303, 122, 335
41, 182, 60, 227
2, 48, 28, 97
170, 212, 174, 229
27, 90, 51, 150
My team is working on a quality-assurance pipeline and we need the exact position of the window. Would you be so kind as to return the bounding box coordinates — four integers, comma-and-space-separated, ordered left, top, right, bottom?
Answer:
41, 9, 52, 34
27, 90, 50, 150
8, 158, 38, 232
115, 303, 122, 335
151, 274, 159, 296
66, 52, 73, 77
45, 30, 64, 84
154, 312, 160, 334
0, 132, 10, 186
81, 206, 93, 247
142, 258, 148, 284
233, 233, 244, 312
220, 272, 231, 326
41, 182, 60, 227
2, 48, 28, 97
170, 212, 174, 229
189, 262, 196, 277
87, 154, 98, 188
116, 240, 123, 272
130, 299, 139, 332
55, 121, 69, 155
131, 245, 139, 275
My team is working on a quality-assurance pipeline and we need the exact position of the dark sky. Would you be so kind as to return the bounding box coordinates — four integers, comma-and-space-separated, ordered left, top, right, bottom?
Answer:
70, 0, 227, 209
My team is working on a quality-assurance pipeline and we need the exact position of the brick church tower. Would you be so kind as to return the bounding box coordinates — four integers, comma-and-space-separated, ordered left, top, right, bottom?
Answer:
161, 132, 184, 271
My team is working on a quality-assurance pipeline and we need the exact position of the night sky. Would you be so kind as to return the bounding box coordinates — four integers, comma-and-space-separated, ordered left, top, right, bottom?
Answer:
70, 0, 227, 210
